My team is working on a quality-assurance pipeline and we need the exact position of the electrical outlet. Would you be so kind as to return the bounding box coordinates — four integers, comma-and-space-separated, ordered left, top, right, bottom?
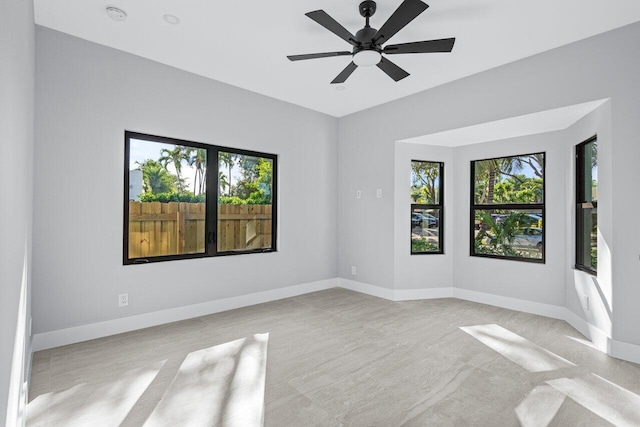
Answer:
119, 293, 129, 307
376, 189, 382, 198
351, 266, 357, 275
584, 295, 589, 311
356, 190, 362, 199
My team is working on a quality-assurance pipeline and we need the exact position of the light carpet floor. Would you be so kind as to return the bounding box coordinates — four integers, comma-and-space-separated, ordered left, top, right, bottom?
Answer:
28, 287, 640, 426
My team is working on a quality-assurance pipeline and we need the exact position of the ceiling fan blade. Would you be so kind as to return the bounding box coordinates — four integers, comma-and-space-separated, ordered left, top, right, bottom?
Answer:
288, 51, 352, 61
384, 37, 455, 55
306, 10, 359, 47
331, 62, 358, 84
372, 0, 429, 46
376, 57, 410, 82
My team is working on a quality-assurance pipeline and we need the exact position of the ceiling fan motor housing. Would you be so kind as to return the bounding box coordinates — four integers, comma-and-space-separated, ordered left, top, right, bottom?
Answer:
355, 27, 379, 51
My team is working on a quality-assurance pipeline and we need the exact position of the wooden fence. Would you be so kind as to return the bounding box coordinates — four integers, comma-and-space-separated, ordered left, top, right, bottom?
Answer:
128, 202, 272, 258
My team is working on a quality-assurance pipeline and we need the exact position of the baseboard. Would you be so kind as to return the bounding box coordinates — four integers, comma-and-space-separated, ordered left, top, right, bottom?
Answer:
337, 280, 640, 364
32, 278, 337, 351
337, 278, 395, 300
611, 338, 640, 365
33, 277, 640, 365
393, 287, 454, 301
452, 288, 568, 320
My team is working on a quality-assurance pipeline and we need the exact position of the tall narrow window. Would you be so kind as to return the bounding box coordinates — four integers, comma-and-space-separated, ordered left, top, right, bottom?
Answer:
124, 132, 277, 264
576, 136, 597, 274
411, 160, 444, 254
471, 152, 545, 262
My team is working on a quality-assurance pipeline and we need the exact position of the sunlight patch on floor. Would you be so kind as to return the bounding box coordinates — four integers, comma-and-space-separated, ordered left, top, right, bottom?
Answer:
515, 384, 566, 427
460, 324, 575, 372
546, 374, 640, 426
27, 361, 164, 427
144, 333, 268, 427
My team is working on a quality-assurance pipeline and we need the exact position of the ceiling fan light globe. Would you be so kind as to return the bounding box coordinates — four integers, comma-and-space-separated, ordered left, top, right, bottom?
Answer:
353, 50, 381, 67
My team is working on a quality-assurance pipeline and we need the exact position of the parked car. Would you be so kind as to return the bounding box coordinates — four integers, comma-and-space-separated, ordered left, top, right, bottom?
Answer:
412, 212, 437, 228
486, 227, 543, 250
512, 227, 543, 249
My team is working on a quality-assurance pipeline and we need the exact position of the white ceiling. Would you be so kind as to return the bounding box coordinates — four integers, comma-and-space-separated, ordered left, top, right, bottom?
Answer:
34, 0, 640, 117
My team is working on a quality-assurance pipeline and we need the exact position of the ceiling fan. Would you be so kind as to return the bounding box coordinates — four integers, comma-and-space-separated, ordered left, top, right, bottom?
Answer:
287, 0, 455, 84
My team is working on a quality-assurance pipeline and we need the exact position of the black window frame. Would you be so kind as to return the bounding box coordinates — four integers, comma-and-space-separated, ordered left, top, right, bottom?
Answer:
123, 131, 278, 265
575, 135, 597, 275
410, 160, 444, 255
470, 151, 546, 264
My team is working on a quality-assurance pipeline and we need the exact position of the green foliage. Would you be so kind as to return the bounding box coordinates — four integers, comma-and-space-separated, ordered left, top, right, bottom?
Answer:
474, 211, 540, 259
159, 146, 191, 192
493, 176, 543, 204
411, 161, 439, 204
474, 154, 543, 204
137, 159, 178, 194
412, 238, 439, 253
222, 155, 273, 204
139, 192, 205, 203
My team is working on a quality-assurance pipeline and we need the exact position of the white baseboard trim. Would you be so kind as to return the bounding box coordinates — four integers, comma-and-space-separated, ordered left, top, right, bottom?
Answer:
337, 279, 640, 365
32, 278, 337, 351
33, 277, 640, 365
394, 287, 454, 301
611, 339, 640, 365
452, 288, 568, 320
337, 278, 395, 300
337, 278, 453, 301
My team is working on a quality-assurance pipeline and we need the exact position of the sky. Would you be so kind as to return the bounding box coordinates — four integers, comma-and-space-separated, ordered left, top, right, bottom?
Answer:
129, 138, 244, 192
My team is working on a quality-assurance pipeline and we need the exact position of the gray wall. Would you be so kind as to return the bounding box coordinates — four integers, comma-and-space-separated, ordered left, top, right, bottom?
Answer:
1, 0, 34, 424
33, 28, 338, 334
338, 22, 640, 346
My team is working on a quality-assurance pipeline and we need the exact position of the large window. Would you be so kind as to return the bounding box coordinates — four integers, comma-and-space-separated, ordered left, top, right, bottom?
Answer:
411, 160, 444, 254
471, 152, 545, 262
124, 132, 277, 264
576, 136, 597, 274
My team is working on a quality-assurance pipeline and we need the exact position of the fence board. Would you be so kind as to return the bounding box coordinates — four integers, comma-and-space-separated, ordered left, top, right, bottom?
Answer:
128, 202, 272, 257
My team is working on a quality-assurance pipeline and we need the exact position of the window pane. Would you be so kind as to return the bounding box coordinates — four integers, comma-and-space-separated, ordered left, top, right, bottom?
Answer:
411, 161, 441, 204
128, 138, 206, 259
218, 151, 274, 252
474, 154, 544, 205
473, 209, 543, 260
579, 140, 598, 202
577, 208, 597, 271
411, 208, 441, 253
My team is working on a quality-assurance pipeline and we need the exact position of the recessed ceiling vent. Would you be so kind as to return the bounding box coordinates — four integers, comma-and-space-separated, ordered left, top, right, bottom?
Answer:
106, 6, 127, 22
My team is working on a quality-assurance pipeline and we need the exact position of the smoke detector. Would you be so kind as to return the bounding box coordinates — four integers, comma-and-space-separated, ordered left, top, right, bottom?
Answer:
106, 7, 127, 22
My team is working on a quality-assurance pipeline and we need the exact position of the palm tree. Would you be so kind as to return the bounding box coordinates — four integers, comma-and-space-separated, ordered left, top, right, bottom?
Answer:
136, 159, 176, 194
219, 152, 237, 196
187, 148, 207, 195
218, 171, 229, 196
159, 146, 188, 192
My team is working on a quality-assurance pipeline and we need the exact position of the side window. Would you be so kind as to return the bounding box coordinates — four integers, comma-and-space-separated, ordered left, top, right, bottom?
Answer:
124, 132, 277, 264
411, 160, 444, 254
471, 152, 545, 263
576, 136, 597, 274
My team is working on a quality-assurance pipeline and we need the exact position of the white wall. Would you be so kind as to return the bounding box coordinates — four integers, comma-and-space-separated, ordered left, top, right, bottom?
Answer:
33, 28, 338, 334
564, 103, 613, 339
338, 22, 640, 347
0, 0, 34, 424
